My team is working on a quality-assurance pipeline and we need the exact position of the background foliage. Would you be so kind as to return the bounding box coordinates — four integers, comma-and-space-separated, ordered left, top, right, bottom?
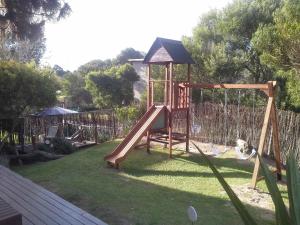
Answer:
183, 0, 300, 111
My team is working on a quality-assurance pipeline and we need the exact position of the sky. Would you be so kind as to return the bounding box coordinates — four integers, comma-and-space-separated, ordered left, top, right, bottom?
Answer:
42, 0, 232, 71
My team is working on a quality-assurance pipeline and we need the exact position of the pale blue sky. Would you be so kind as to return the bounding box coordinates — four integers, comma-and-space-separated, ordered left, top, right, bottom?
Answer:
42, 0, 232, 71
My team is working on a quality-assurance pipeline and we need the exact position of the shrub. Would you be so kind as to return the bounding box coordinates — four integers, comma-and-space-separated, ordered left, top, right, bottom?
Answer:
38, 138, 76, 155
51, 138, 76, 154
97, 131, 111, 143
36, 143, 51, 153
2, 142, 16, 155
115, 104, 146, 135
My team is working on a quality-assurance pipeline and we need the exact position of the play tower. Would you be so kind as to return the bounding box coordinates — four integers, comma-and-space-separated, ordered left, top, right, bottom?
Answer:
104, 37, 282, 188
104, 38, 194, 168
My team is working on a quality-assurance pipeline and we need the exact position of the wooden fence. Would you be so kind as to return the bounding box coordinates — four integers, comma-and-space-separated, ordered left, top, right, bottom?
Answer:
173, 103, 300, 164
1, 104, 300, 164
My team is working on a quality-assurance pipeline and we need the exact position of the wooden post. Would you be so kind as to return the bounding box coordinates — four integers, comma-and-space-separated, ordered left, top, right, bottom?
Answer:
173, 82, 179, 109
270, 85, 282, 180
251, 82, 273, 188
146, 64, 152, 153
164, 65, 169, 105
169, 63, 173, 158
186, 64, 191, 152
112, 110, 117, 138
147, 64, 152, 109
31, 135, 36, 151
270, 104, 282, 180
151, 81, 154, 106
92, 113, 98, 144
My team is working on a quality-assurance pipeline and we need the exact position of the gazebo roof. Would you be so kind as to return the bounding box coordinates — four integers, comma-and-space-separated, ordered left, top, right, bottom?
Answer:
36, 106, 78, 117
143, 37, 195, 65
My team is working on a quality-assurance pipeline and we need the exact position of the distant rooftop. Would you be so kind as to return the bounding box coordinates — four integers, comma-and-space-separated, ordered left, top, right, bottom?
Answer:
128, 58, 144, 62
143, 37, 195, 65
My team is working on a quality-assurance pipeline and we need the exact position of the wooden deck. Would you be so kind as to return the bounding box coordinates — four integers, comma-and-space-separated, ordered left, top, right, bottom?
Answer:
0, 165, 107, 225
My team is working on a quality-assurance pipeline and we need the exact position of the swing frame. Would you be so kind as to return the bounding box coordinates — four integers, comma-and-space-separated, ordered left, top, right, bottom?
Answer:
186, 81, 282, 188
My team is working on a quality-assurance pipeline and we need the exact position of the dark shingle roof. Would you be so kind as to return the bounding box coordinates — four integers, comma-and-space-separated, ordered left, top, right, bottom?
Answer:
143, 37, 195, 64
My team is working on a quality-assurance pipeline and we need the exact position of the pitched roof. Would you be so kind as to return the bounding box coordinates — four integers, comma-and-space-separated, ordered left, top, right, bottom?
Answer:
143, 37, 195, 64
36, 107, 78, 117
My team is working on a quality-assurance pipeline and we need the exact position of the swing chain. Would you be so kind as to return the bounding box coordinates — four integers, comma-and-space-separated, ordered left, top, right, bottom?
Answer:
224, 89, 228, 149
236, 90, 241, 140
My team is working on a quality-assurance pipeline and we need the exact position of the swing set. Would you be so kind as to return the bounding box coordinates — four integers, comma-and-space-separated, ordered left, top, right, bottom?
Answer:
193, 88, 258, 158
105, 38, 282, 188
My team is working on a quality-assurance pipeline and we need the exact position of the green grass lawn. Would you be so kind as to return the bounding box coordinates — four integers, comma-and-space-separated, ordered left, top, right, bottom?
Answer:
13, 141, 286, 225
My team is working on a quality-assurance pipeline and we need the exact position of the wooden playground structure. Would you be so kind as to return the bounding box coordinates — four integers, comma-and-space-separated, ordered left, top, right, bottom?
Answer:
104, 37, 282, 188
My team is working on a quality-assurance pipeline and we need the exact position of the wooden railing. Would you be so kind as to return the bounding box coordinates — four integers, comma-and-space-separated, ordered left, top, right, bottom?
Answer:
149, 80, 189, 110
173, 82, 189, 110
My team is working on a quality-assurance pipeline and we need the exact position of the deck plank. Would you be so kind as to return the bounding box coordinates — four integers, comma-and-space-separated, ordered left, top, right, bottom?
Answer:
0, 170, 101, 225
0, 166, 107, 225
0, 169, 102, 225
0, 173, 84, 225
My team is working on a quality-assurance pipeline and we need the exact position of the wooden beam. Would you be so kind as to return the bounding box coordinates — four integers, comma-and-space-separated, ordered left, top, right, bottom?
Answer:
186, 64, 191, 152
146, 64, 151, 152
91, 113, 98, 144
186, 83, 269, 90
146, 132, 151, 153
270, 100, 282, 180
252, 81, 281, 187
169, 63, 173, 158
147, 64, 152, 109
256, 169, 279, 182
150, 79, 169, 82
164, 66, 168, 105
251, 96, 273, 188
173, 82, 179, 109
151, 81, 154, 106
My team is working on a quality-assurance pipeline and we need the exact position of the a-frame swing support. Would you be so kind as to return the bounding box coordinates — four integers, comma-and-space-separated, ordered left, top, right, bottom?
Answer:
251, 81, 282, 188
186, 81, 282, 188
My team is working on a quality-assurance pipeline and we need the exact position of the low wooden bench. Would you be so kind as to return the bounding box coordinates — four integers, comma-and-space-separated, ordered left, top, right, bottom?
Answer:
0, 197, 22, 225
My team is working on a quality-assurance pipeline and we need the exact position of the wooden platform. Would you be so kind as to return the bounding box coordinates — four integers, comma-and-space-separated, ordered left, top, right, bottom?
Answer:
0, 165, 107, 225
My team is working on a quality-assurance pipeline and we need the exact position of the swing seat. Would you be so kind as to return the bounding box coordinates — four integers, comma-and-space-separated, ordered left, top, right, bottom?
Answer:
191, 124, 201, 134
210, 143, 220, 156
236, 139, 248, 153
212, 147, 220, 156
235, 146, 256, 160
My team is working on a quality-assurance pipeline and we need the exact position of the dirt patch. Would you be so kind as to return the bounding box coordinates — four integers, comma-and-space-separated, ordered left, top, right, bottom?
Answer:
231, 184, 274, 221
175, 141, 275, 221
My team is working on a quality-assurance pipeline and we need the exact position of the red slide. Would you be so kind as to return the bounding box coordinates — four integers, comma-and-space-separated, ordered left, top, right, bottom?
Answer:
104, 105, 166, 168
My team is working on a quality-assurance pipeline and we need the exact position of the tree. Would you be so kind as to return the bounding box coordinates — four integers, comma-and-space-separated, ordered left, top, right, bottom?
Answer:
116, 48, 144, 65
183, 0, 294, 106
184, 0, 281, 84
86, 72, 122, 108
0, 0, 70, 64
0, 61, 59, 119
86, 64, 139, 108
252, 0, 300, 110
63, 72, 93, 108
77, 59, 113, 76
0, 0, 71, 41
0, 61, 59, 151
0, 35, 46, 63
253, 0, 300, 73
53, 64, 69, 77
